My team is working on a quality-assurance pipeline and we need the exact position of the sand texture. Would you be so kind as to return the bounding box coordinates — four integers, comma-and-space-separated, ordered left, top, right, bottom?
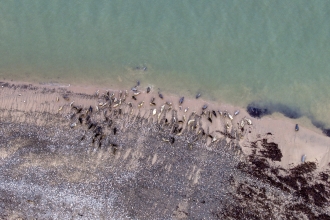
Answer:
0, 81, 329, 219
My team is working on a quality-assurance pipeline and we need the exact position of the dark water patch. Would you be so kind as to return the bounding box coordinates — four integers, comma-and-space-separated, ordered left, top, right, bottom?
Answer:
310, 118, 330, 137
323, 129, 330, 137
247, 101, 330, 138
247, 101, 302, 119
246, 102, 272, 118
275, 103, 302, 119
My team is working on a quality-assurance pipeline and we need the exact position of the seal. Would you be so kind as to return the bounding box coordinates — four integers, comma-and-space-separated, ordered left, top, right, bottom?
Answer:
138, 101, 144, 108
150, 97, 156, 106
179, 97, 184, 105
202, 104, 208, 110
245, 118, 252, 125
196, 93, 201, 99
158, 91, 163, 99
295, 124, 299, 131
188, 119, 195, 125
147, 86, 151, 93
160, 104, 165, 113
212, 110, 217, 117
166, 101, 172, 106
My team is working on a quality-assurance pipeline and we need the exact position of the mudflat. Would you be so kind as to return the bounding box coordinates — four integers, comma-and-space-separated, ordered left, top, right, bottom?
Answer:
0, 81, 329, 219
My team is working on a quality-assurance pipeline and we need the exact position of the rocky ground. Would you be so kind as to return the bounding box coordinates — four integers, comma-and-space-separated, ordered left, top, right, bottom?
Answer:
0, 82, 329, 219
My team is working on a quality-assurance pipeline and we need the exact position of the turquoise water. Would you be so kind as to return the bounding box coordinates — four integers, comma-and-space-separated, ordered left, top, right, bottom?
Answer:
0, 0, 330, 128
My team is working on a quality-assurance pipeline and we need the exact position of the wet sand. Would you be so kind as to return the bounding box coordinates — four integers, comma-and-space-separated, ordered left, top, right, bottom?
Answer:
0, 80, 329, 219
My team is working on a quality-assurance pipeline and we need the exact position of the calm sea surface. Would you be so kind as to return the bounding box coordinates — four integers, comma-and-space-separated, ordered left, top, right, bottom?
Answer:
0, 0, 330, 128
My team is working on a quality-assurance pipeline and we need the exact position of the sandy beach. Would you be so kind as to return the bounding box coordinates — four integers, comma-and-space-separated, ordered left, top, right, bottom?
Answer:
2, 79, 329, 169
0, 80, 329, 219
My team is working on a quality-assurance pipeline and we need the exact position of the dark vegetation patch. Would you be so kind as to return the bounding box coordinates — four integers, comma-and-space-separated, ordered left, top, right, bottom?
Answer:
290, 161, 317, 176
259, 139, 282, 161
250, 139, 283, 161
320, 172, 329, 182
296, 184, 329, 207
219, 135, 330, 219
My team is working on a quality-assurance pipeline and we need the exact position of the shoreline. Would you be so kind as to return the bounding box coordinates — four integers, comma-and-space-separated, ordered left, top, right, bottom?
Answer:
3, 75, 330, 132
1, 79, 329, 169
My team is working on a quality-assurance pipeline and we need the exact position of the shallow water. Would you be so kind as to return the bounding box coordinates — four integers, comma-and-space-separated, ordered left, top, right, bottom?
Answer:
0, 0, 330, 128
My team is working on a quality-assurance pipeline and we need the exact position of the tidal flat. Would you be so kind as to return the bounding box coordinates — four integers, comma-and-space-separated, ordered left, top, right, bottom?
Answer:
0, 81, 329, 219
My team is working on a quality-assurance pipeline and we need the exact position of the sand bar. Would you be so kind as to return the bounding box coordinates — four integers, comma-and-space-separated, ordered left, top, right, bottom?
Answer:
2, 79, 328, 169
0, 80, 329, 219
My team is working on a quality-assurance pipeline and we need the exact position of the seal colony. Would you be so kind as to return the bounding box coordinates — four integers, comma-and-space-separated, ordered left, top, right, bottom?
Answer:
0, 81, 329, 219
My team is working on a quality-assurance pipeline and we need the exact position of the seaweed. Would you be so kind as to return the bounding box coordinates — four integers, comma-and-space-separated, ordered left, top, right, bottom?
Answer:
290, 162, 317, 176
260, 139, 282, 161
232, 136, 330, 218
